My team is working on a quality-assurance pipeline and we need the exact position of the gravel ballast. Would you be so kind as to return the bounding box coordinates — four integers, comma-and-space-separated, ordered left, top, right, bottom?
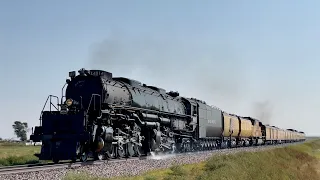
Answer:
0, 143, 299, 180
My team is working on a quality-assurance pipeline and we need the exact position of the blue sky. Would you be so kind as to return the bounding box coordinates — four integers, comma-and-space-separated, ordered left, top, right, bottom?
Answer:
0, 1, 319, 139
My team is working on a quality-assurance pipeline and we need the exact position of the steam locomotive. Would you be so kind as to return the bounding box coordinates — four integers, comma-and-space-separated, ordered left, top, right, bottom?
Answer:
30, 68, 305, 163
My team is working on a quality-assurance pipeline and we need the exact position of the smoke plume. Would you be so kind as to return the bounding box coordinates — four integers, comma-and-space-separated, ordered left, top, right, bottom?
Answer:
252, 101, 273, 125
86, 30, 269, 117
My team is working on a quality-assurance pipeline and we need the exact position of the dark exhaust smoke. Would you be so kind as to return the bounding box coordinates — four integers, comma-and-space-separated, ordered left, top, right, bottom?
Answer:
86, 29, 270, 121
252, 101, 273, 125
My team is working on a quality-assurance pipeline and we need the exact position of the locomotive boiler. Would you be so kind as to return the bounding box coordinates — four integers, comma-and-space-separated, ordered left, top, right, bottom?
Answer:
30, 68, 306, 163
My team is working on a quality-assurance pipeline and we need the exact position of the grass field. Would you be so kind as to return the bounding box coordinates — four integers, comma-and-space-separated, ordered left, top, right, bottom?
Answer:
0, 142, 41, 166
64, 139, 320, 180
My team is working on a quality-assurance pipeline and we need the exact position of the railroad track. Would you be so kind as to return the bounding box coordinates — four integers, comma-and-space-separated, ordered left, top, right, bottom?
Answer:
0, 157, 144, 175
0, 149, 223, 175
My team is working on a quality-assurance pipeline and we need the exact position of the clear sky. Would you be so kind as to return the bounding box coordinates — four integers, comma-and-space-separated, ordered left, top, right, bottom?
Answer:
0, 1, 319, 139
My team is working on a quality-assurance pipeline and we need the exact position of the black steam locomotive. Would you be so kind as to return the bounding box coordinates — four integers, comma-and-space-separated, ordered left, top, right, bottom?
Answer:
30, 68, 305, 163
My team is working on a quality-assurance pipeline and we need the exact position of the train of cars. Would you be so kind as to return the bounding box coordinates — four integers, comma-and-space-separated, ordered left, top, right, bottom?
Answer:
30, 68, 306, 163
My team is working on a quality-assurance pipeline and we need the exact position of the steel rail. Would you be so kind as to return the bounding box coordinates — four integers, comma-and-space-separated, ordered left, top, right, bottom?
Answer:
0, 157, 143, 175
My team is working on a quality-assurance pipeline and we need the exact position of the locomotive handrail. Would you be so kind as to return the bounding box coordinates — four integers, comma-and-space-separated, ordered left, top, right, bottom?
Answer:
111, 105, 191, 118
79, 96, 83, 109
86, 94, 102, 115
61, 83, 67, 105
39, 95, 59, 126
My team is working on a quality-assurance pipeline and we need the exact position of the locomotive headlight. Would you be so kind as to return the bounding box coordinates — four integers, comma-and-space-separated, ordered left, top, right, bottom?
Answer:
66, 99, 73, 106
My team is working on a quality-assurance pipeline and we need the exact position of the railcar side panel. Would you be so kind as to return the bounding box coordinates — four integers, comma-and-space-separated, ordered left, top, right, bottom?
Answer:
280, 130, 284, 140
274, 128, 279, 140
268, 126, 276, 140
251, 120, 262, 137
198, 103, 223, 138
284, 130, 288, 140
265, 126, 272, 140
239, 117, 253, 138
222, 113, 240, 137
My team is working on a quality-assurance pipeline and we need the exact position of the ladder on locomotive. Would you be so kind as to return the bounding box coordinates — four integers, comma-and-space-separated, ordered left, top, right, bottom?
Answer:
86, 94, 102, 117
39, 95, 60, 126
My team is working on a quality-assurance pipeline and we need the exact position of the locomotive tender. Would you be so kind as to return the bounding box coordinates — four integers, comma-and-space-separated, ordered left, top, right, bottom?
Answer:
30, 68, 306, 163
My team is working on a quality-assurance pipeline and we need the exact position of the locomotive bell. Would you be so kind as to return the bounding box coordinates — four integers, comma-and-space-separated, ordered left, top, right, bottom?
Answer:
68, 71, 76, 79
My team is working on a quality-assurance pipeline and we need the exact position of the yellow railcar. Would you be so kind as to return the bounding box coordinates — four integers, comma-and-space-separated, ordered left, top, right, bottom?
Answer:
272, 127, 278, 140
288, 131, 292, 141
265, 126, 272, 141
222, 113, 240, 137
253, 121, 263, 137
284, 130, 288, 141
239, 117, 253, 138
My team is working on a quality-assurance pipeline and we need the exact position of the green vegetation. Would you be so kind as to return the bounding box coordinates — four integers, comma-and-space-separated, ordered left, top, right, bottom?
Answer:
0, 120, 41, 166
12, 121, 29, 141
64, 139, 320, 180
0, 141, 40, 166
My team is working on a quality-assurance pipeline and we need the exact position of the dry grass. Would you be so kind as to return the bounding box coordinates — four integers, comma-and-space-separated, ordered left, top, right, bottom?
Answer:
0, 142, 41, 166
64, 139, 320, 180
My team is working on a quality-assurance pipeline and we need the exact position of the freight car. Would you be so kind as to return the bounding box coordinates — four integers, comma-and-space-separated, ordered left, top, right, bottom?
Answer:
30, 68, 306, 163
